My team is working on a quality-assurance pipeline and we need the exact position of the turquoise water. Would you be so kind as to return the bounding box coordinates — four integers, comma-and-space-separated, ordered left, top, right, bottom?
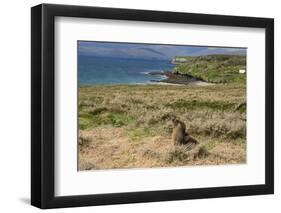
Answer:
78, 55, 175, 85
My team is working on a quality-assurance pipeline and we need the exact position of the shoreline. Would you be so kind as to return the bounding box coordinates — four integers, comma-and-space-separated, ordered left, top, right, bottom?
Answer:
79, 71, 214, 87
79, 80, 213, 87
148, 71, 213, 86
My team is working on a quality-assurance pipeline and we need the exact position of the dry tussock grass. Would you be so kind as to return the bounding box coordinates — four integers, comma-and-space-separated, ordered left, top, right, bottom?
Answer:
79, 83, 246, 170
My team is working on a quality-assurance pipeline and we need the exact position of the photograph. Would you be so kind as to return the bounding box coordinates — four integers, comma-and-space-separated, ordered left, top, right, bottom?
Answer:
30, 3, 274, 209
78, 41, 247, 170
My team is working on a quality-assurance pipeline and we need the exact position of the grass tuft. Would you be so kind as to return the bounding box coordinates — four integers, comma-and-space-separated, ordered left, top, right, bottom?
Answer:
165, 99, 236, 111
128, 127, 152, 141
166, 149, 189, 164
79, 109, 133, 130
195, 146, 210, 159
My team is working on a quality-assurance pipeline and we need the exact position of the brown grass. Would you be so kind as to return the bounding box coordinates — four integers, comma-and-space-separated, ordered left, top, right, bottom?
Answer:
78, 83, 246, 170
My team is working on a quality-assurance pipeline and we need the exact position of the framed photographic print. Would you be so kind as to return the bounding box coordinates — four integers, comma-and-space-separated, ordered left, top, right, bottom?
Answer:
31, 3, 274, 209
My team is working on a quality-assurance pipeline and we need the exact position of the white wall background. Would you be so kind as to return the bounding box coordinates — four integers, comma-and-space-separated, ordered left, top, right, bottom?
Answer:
0, 0, 279, 212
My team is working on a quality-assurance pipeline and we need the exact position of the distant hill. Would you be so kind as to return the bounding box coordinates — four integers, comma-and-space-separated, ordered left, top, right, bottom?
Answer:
173, 54, 246, 83
79, 41, 246, 61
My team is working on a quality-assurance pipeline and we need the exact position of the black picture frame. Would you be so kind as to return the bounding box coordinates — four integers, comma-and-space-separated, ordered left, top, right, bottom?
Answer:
31, 3, 274, 209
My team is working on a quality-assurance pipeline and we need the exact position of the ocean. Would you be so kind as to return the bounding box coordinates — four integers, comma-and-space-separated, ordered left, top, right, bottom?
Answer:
78, 55, 175, 85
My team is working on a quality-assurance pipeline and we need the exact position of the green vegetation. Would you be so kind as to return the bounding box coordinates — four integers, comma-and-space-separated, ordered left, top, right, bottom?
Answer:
173, 54, 246, 83
128, 127, 153, 141
165, 99, 236, 111
79, 107, 133, 130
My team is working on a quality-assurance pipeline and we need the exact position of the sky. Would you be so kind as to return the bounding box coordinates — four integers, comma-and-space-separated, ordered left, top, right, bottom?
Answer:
78, 41, 246, 60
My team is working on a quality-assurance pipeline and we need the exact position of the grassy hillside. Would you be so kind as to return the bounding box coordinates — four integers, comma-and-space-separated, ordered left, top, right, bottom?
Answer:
78, 84, 246, 170
173, 55, 246, 83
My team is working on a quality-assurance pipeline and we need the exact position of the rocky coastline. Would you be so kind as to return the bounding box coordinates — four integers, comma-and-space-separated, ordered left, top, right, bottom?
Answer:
149, 71, 206, 85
